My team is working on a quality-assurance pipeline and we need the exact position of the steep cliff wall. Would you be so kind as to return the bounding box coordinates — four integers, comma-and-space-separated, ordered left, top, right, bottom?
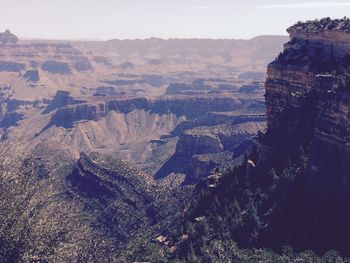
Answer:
287, 17, 350, 57
155, 121, 266, 182
44, 94, 255, 130
265, 18, 350, 192
257, 17, 350, 253
175, 18, 350, 257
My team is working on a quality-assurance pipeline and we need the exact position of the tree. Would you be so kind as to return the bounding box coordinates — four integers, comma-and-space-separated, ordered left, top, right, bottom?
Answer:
0, 142, 118, 262
267, 168, 279, 193
241, 202, 261, 246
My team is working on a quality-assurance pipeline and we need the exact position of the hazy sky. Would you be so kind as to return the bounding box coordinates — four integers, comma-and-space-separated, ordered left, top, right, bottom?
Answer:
1, 0, 350, 40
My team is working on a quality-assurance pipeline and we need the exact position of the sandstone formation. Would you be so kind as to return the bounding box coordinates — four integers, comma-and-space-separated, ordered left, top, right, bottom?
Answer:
43, 90, 86, 114
74, 36, 288, 73
170, 18, 350, 259
155, 120, 266, 182
0, 29, 18, 46
0, 31, 281, 182
222, 17, 350, 253
287, 17, 350, 57
23, 68, 40, 82
74, 60, 92, 72
265, 17, 350, 192
120, 61, 134, 69
41, 60, 71, 74
0, 60, 25, 72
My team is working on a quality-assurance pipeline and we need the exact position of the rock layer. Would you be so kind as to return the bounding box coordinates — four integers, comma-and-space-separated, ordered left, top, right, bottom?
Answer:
265, 17, 350, 192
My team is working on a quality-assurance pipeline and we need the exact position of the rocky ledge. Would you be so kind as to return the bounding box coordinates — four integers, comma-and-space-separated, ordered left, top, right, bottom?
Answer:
288, 17, 350, 35
44, 94, 259, 129
155, 121, 266, 183
287, 17, 350, 57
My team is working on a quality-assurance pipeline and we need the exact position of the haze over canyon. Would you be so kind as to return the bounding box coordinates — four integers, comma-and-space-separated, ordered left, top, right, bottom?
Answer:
1, 11, 350, 263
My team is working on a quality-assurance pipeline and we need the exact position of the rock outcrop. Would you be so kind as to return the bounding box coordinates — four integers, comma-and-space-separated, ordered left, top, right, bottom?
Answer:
287, 17, 350, 57
177, 18, 350, 257
241, 17, 350, 254
155, 121, 266, 182
67, 152, 157, 243
43, 90, 86, 114
41, 60, 71, 74
23, 68, 40, 82
0, 60, 25, 72
120, 61, 134, 70
0, 98, 34, 127
0, 112, 23, 128
45, 94, 259, 130
15, 92, 265, 178
74, 60, 92, 72
0, 29, 18, 46
265, 17, 350, 192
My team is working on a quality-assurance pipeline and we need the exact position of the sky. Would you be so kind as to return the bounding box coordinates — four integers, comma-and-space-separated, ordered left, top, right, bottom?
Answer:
0, 0, 350, 40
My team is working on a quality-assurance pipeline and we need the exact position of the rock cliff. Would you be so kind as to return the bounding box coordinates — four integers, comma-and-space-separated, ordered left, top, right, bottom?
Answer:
155, 121, 266, 182
246, 17, 350, 253
2, 91, 265, 180
44, 94, 259, 130
173, 18, 350, 257
265, 17, 350, 192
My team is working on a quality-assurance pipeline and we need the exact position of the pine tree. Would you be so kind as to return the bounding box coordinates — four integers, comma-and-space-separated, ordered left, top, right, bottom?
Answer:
242, 202, 261, 246
267, 168, 279, 193
186, 242, 198, 262
210, 195, 221, 215
231, 198, 243, 235
296, 145, 308, 169
241, 189, 253, 209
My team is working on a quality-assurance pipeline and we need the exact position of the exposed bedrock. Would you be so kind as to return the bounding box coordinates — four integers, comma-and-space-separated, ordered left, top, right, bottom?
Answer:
74, 60, 92, 72
41, 60, 71, 74
46, 103, 106, 128
0, 29, 18, 46
264, 17, 350, 193
23, 68, 40, 82
34, 93, 266, 178
45, 95, 256, 130
43, 90, 86, 114
0, 112, 23, 128
155, 121, 266, 183
0, 60, 25, 72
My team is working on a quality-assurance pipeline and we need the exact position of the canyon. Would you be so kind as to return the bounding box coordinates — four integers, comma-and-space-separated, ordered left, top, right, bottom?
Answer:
0, 31, 285, 182
3, 17, 350, 262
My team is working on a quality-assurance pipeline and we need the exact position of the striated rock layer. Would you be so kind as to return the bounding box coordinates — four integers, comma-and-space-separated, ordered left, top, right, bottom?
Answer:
186, 17, 350, 255
264, 17, 350, 193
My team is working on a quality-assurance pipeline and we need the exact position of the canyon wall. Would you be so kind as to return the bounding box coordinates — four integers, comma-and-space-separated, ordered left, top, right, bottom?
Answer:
265, 17, 350, 193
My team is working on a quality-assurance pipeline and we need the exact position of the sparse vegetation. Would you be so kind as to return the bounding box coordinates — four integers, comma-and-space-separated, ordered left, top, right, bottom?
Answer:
0, 144, 118, 262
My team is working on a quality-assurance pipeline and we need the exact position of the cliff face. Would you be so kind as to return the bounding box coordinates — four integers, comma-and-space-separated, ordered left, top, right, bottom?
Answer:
23, 92, 265, 181
287, 17, 350, 57
174, 19, 350, 257
265, 17, 350, 191
155, 121, 266, 182
45, 94, 257, 130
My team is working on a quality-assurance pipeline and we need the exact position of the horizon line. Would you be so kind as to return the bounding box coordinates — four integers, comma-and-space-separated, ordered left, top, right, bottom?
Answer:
19, 34, 289, 42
